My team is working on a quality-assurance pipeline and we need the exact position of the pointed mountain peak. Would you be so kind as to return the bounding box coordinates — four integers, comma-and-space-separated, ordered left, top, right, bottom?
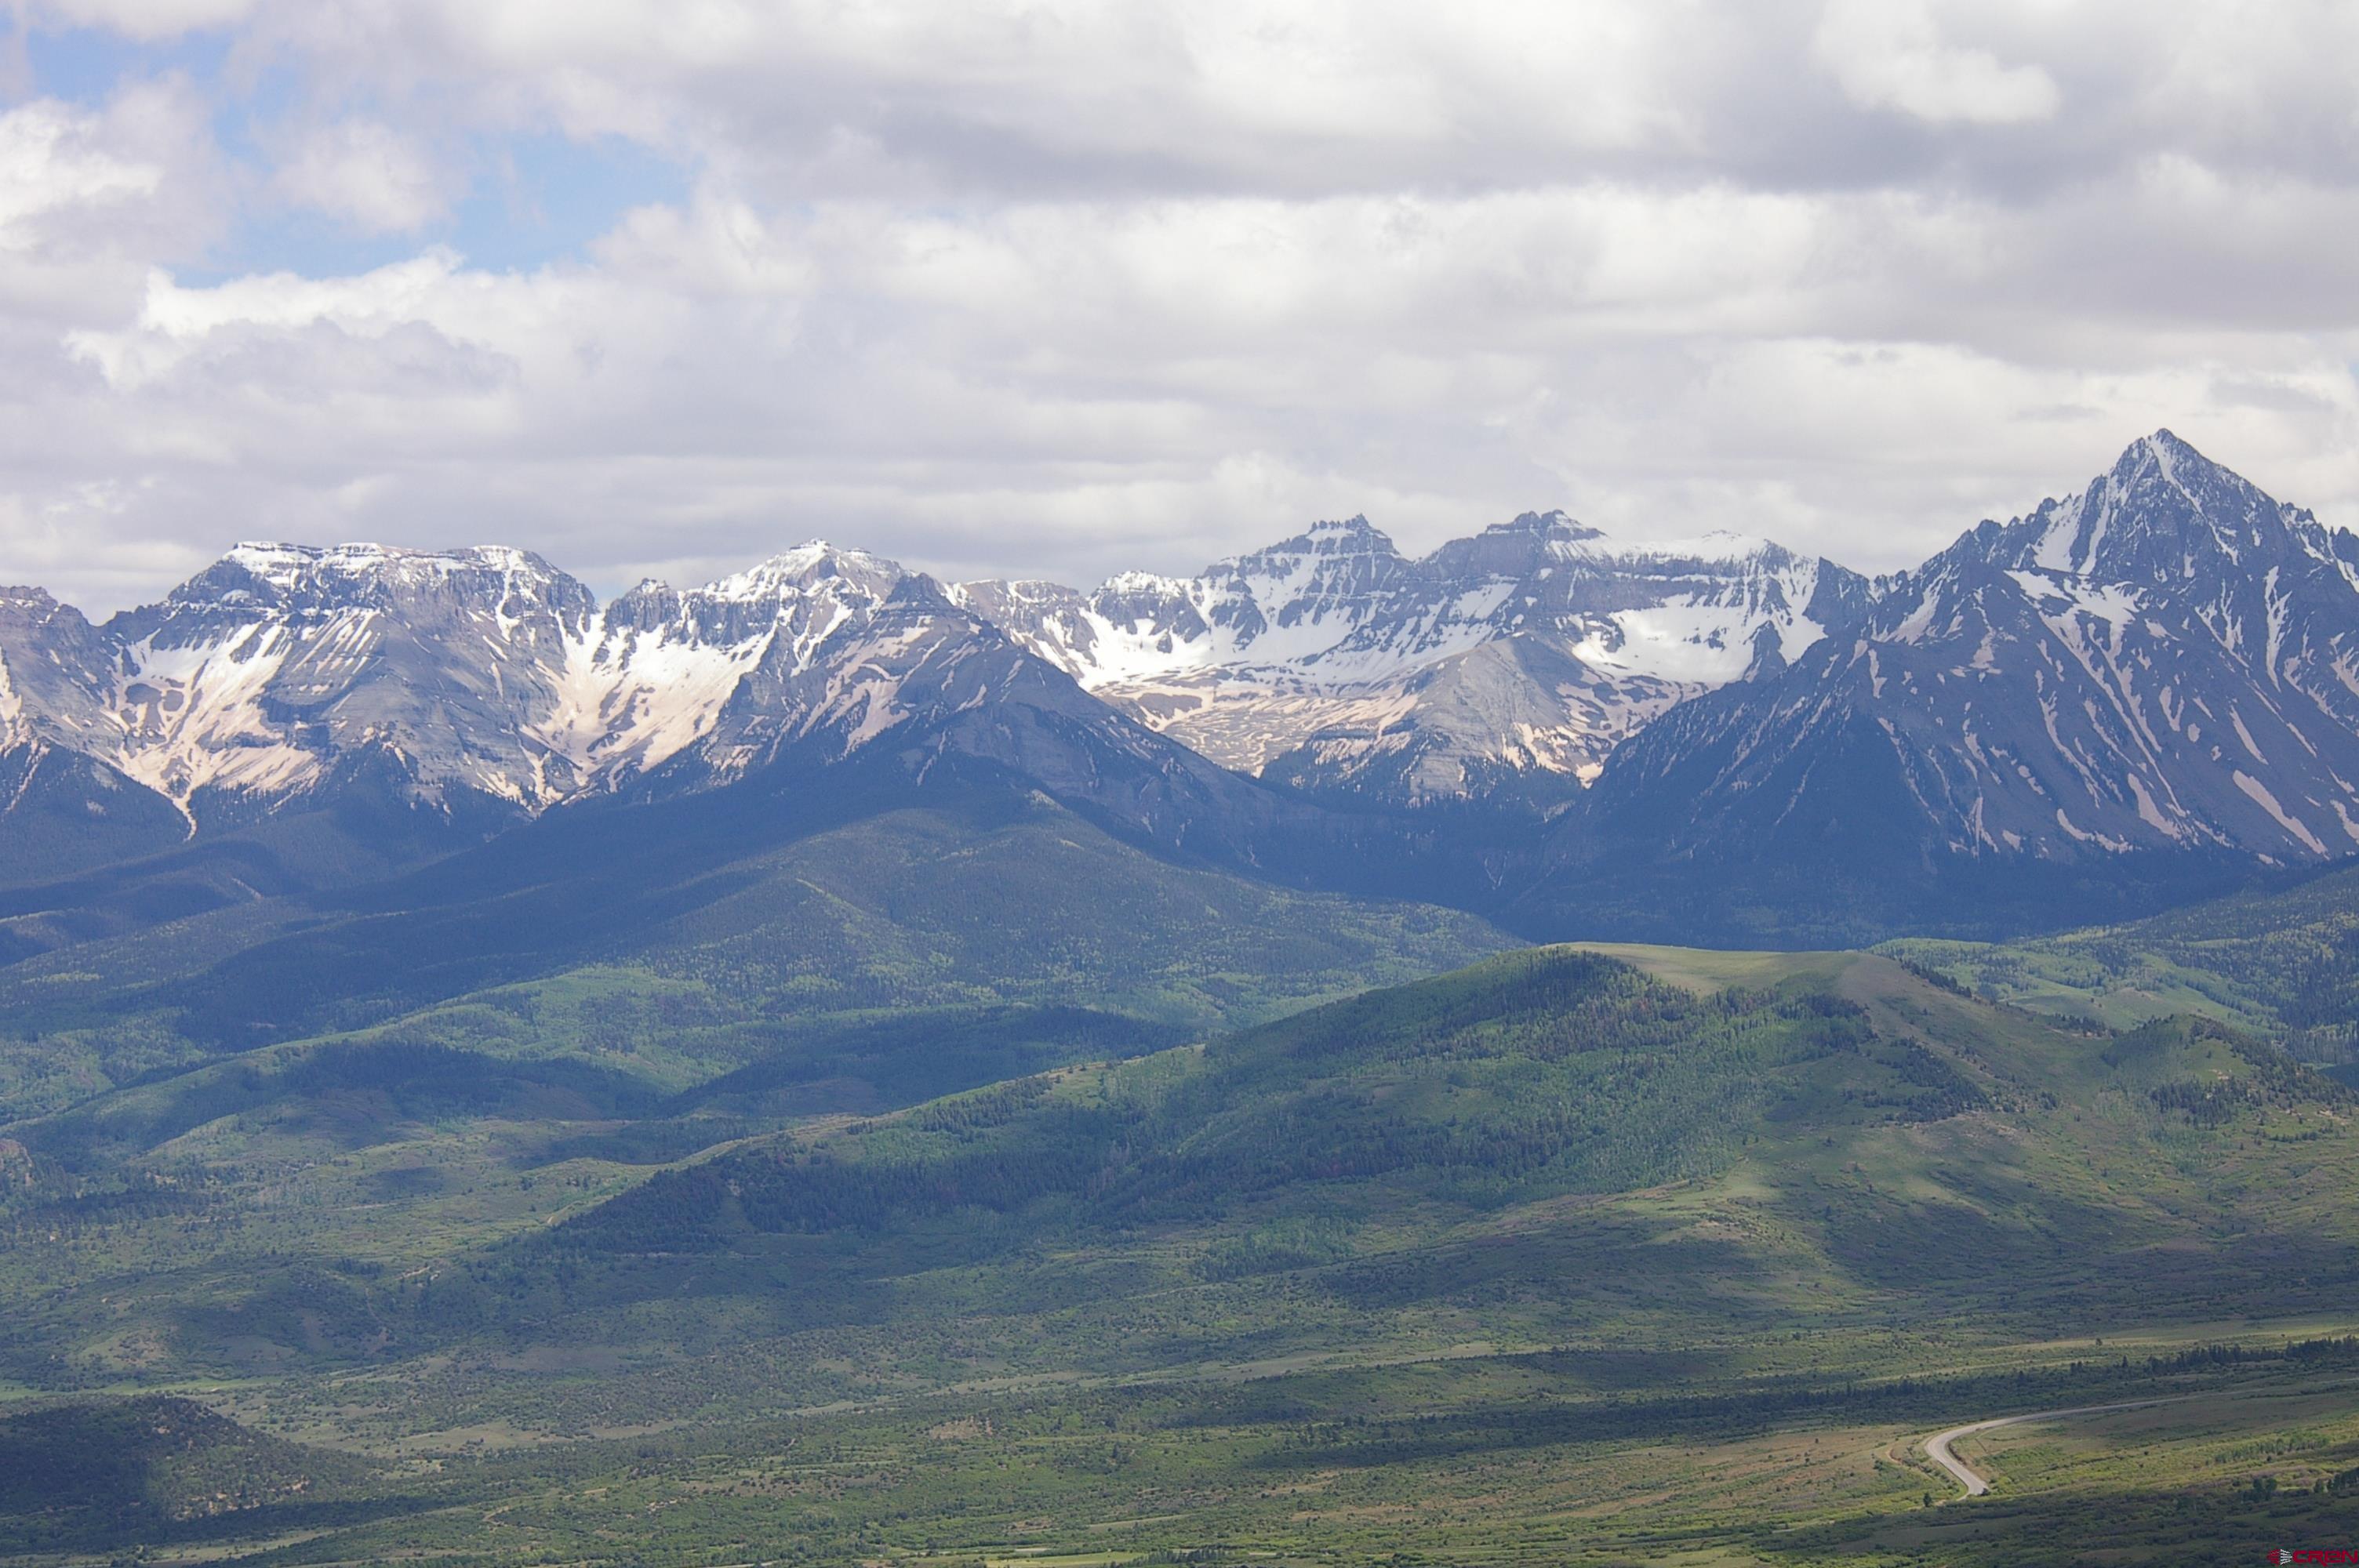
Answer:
703, 540, 907, 601
1420, 510, 1603, 578
1309, 514, 1389, 541
2111, 427, 2224, 486
882, 571, 953, 610
603, 576, 682, 621
1990, 431, 2293, 581
0, 585, 100, 660
2092, 430, 2285, 517
1483, 509, 1603, 543
1230, 514, 1405, 568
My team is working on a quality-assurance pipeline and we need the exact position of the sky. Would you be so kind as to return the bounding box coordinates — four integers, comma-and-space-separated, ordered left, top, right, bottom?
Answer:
2, 1, 2357, 615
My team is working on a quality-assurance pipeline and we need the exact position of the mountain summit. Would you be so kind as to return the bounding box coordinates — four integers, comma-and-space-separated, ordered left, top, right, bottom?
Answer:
958, 510, 1865, 811
4, 433, 2354, 946
1543, 432, 2359, 938
0, 504, 1863, 850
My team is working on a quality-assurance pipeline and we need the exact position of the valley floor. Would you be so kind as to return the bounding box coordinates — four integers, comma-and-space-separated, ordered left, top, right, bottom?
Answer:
7, 1322, 2356, 1566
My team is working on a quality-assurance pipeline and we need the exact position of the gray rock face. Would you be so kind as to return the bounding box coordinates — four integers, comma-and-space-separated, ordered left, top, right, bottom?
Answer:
0, 586, 194, 882
536, 542, 911, 791
7, 429, 2357, 939
1578, 431, 2359, 875
955, 511, 1866, 812
0, 586, 122, 753
0, 538, 1318, 872
101, 543, 598, 816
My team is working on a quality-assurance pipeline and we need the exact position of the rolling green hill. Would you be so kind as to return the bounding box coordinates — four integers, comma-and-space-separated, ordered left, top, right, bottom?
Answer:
1883, 859, 2359, 1058
536, 942, 2359, 1355
7, 941, 2358, 1565
0, 794, 1514, 1132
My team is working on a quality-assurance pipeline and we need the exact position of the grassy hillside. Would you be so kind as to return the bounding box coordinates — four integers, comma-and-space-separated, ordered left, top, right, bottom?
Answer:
535, 943, 2359, 1356
1882, 859, 2359, 1056
0, 1396, 380, 1555
556, 947, 1983, 1258
7, 943, 2357, 1563
0, 796, 1514, 1130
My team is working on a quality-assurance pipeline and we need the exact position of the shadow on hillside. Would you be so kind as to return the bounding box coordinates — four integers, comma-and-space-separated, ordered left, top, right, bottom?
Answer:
1763, 1478, 2343, 1566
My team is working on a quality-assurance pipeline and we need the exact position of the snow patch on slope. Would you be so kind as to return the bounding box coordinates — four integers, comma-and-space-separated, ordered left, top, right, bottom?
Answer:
2234, 770, 2327, 855
113, 622, 322, 804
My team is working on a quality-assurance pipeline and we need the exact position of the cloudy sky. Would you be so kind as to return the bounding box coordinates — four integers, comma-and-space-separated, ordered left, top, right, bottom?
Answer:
3, 1, 2357, 613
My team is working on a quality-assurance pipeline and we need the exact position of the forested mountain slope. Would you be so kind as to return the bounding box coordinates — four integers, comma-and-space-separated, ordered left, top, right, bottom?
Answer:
5, 942, 2355, 1563
1887, 856, 2359, 1046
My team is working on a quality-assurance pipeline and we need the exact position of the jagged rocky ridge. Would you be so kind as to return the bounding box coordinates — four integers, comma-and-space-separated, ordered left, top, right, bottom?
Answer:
5, 431, 2359, 943
1536, 431, 2359, 938
0, 540, 1342, 894
0, 543, 1073, 820
0, 513, 1864, 838
957, 513, 1866, 811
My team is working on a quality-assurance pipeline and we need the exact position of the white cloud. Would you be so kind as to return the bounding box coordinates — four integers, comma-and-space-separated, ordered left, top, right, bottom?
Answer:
21, 0, 256, 41
1812, 0, 2060, 125
2, 2, 2358, 616
0, 98, 160, 248
67, 249, 471, 387
271, 118, 451, 234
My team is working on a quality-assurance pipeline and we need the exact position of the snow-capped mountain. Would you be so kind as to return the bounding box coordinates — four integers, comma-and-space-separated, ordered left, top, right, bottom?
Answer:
0, 537, 1339, 884
99, 543, 598, 818
534, 542, 914, 797
0, 539, 959, 823
0, 586, 192, 884
583, 564, 1326, 869
0, 510, 1867, 842
1547, 431, 2359, 938
10, 429, 2359, 946
955, 511, 1866, 811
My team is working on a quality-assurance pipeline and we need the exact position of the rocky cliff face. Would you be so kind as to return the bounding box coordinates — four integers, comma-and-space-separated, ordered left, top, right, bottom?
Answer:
958, 511, 1866, 812
9, 430, 2359, 946
0, 539, 1338, 885
96, 543, 598, 818
0, 586, 193, 885
1534, 432, 2359, 938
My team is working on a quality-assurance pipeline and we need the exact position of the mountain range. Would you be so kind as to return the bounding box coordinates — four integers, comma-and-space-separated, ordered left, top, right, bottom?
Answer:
957, 511, 1864, 811
4, 430, 2356, 942
12, 433, 2359, 1567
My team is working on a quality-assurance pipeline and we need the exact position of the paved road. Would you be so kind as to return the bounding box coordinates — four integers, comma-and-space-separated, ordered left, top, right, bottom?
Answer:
1922, 1399, 2182, 1499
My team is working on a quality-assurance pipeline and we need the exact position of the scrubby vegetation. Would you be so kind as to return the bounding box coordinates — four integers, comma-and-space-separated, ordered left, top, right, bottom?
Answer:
1885, 858, 2359, 1058
5, 933, 2359, 1563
